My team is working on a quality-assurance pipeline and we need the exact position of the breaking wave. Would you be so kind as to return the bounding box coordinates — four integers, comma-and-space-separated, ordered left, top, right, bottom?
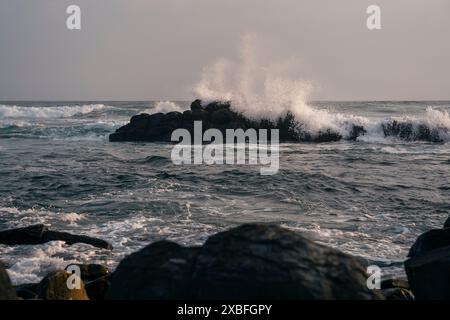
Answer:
193, 34, 450, 142
145, 101, 186, 114
0, 104, 109, 119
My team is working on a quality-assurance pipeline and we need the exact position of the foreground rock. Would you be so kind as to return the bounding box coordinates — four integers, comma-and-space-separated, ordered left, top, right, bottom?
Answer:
408, 228, 450, 258
36, 270, 89, 300
405, 225, 450, 299
0, 224, 112, 250
106, 224, 382, 300
444, 216, 450, 229
109, 100, 364, 143
380, 278, 414, 300
72, 264, 111, 300
0, 262, 17, 300
13, 264, 111, 300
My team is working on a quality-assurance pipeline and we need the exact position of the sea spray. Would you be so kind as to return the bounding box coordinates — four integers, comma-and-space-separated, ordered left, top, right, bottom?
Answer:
192, 34, 367, 140
192, 35, 450, 142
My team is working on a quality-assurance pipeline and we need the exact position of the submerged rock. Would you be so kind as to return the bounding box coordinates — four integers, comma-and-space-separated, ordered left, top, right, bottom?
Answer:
107, 224, 382, 300
0, 262, 17, 300
0, 224, 113, 250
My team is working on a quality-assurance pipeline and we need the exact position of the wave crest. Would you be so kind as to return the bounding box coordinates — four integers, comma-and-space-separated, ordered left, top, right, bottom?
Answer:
0, 104, 108, 119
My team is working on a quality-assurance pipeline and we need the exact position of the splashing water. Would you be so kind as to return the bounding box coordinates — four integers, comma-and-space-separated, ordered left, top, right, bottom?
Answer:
193, 34, 367, 137
145, 101, 186, 114
193, 34, 450, 141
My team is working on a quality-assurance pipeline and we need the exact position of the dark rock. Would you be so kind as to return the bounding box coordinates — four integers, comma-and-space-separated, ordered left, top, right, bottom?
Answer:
348, 125, 366, 140
66, 264, 111, 300
190, 99, 203, 111
444, 216, 450, 229
164, 111, 183, 125
382, 288, 414, 300
106, 241, 200, 300
405, 245, 450, 299
0, 262, 17, 300
109, 99, 353, 143
380, 278, 413, 300
204, 101, 231, 113
408, 228, 450, 258
405, 222, 450, 299
381, 278, 409, 290
110, 99, 447, 144
382, 120, 445, 142
107, 224, 382, 300
211, 108, 235, 125
15, 283, 39, 300
0, 224, 113, 250
36, 270, 89, 300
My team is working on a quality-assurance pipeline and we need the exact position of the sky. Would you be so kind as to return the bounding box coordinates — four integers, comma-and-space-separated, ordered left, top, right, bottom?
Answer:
0, 0, 449, 101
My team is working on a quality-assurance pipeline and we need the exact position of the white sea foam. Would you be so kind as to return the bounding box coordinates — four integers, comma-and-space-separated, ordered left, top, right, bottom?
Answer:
145, 101, 186, 114
0, 104, 108, 119
193, 34, 450, 141
193, 34, 368, 138
0, 206, 84, 227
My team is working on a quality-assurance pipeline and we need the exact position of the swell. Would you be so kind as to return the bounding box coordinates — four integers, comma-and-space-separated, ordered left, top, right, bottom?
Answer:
0, 104, 109, 119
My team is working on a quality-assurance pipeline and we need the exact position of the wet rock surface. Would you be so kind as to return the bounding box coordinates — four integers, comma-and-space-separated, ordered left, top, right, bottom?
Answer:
106, 224, 382, 300
0, 224, 113, 250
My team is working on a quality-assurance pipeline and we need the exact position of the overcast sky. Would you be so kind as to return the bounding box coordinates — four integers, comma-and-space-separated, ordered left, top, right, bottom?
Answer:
0, 0, 449, 101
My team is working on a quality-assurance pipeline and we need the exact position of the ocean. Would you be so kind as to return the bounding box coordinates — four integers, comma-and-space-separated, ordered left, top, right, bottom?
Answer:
0, 100, 449, 284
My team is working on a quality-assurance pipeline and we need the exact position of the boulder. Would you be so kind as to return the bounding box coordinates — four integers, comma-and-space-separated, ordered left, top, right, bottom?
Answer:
444, 216, 450, 229
67, 264, 111, 300
106, 241, 200, 300
107, 224, 382, 300
408, 228, 450, 258
36, 270, 89, 300
0, 262, 17, 300
405, 245, 450, 299
15, 283, 39, 300
0, 224, 113, 250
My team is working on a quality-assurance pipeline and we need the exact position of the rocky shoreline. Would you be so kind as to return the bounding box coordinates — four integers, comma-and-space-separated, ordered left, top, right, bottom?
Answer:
109, 99, 447, 143
2, 219, 449, 300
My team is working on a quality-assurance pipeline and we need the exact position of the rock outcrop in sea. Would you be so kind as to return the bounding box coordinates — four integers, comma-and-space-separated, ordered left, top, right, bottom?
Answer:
109, 100, 364, 143
0, 224, 113, 250
109, 100, 447, 143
